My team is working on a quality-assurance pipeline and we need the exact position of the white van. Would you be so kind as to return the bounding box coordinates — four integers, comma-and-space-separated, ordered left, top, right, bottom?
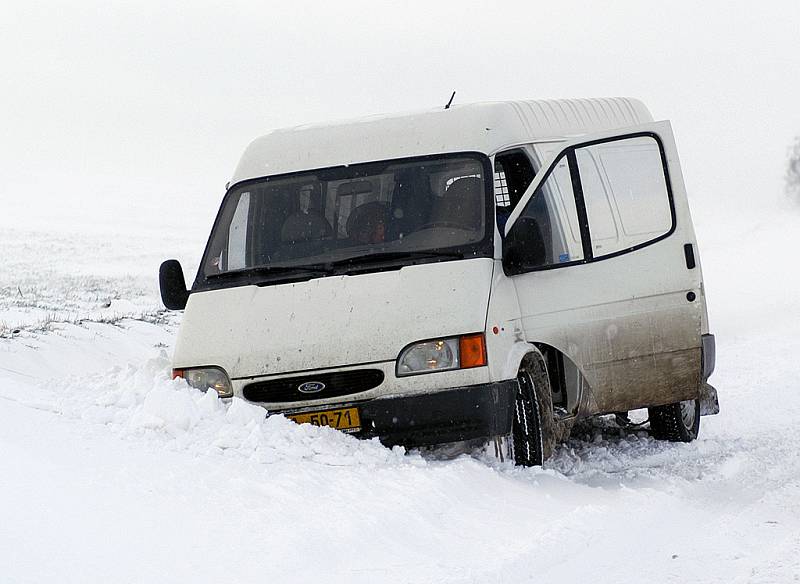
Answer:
160, 98, 718, 466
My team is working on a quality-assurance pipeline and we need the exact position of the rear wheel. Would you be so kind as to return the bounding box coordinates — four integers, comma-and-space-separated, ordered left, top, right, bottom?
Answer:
648, 399, 700, 442
512, 358, 558, 466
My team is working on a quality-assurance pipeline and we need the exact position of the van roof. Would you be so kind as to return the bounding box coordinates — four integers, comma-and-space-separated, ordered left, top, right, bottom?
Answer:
231, 97, 653, 184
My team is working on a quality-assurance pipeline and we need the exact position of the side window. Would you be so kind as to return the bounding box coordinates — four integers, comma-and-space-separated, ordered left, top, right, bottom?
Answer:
504, 133, 674, 274
505, 155, 585, 272
494, 149, 536, 233
577, 136, 672, 256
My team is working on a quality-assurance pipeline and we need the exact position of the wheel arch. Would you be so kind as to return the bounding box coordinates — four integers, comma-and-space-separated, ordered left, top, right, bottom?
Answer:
532, 342, 594, 416
499, 340, 544, 381
499, 340, 596, 418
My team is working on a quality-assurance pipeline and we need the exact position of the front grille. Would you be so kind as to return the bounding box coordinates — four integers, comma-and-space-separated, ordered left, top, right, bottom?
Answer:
243, 369, 385, 403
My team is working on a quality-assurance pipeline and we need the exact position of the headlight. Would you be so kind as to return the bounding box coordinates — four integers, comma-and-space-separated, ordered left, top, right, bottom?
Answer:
396, 333, 486, 376
173, 367, 233, 398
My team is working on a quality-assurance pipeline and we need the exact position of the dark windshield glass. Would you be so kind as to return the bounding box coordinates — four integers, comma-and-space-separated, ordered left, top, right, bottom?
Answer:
201, 154, 491, 281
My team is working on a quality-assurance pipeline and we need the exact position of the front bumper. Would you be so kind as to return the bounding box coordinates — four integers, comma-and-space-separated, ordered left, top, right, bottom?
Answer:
284, 380, 517, 449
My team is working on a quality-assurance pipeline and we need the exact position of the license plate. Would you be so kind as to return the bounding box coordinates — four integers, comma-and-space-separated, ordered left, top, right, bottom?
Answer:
287, 407, 361, 433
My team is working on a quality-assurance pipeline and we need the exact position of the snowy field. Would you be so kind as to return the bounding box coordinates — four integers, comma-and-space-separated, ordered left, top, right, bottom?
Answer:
4, 2, 800, 582
2, 187, 799, 583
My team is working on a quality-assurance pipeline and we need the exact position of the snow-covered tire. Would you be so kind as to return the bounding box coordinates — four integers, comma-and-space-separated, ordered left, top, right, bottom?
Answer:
512, 357, 558, 466
648, 399, 700, 442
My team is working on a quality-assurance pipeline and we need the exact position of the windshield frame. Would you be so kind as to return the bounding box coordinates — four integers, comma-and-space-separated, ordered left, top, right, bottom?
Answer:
193, 151, 495, 291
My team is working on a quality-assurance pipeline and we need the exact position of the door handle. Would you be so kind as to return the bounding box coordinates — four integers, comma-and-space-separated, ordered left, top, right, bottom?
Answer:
683, 243, 696, 269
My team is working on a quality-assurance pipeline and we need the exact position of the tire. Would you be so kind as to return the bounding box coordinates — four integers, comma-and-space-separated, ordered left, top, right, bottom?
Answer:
512, 357, 558, 466
648, 399, 701, 442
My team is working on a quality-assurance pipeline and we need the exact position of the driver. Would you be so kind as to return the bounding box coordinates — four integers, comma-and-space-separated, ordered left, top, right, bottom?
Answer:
347, 201, 389, 244
427, 176, 483, 231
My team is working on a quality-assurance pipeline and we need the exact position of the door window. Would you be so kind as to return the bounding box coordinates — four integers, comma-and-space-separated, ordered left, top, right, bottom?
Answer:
577, 136, 672, 257
504, 155, 585, 271
505, 133, 674, 274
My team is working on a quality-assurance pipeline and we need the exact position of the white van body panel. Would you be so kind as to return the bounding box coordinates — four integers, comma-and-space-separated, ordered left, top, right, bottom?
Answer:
231, 98, 652, 184
504, 121, 704, 414
174, 258, 494, 380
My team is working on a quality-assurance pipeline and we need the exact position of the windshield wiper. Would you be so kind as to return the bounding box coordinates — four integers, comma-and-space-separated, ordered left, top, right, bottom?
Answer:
206, 251, 465, 281
206, 263, 335, 280
330, 250, 464, 269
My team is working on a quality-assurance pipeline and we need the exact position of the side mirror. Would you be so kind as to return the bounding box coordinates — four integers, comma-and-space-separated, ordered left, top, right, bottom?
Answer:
159, 259, 189, 310
502, 217, 546, 276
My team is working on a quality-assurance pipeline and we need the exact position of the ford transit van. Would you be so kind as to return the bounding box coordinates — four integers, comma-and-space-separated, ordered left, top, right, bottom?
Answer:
160, 98, 718, 466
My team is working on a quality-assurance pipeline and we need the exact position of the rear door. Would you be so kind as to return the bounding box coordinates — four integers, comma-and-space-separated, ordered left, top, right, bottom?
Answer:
503, 121, 703, 415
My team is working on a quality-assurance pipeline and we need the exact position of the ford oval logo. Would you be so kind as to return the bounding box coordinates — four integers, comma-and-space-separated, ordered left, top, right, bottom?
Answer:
298, 381, 325, 394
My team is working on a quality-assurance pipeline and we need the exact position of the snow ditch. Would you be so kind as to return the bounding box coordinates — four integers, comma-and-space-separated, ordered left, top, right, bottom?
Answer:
35, 352, 417, 469
2, 328, 735, 486
30, 349, 737, 490
2, 316, 779, 494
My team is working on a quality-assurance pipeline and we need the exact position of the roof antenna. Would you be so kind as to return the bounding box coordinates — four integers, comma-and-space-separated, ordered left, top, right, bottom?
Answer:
444, 91, 456, 110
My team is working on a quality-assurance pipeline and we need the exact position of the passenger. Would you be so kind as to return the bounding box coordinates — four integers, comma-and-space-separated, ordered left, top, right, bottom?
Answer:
280, 209, 332, 243
347, 201, 389, 244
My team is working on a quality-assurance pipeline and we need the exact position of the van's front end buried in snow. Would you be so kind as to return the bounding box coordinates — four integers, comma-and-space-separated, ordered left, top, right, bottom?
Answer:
284, 380, 517, 448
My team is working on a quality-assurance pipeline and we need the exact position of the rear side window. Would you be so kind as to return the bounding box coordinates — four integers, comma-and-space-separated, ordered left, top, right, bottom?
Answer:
577, 136, 672, 257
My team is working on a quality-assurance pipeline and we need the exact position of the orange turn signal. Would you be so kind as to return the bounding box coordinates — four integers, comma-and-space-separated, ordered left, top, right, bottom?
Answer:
459, 333, 487, 369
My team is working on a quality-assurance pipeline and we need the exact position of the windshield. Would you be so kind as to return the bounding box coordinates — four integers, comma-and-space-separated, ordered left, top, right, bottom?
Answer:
199, 154, 492, 285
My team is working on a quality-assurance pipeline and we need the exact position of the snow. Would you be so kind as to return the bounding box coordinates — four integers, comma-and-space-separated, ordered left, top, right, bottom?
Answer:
3, 3, 800, 579
2, 200, 800, 582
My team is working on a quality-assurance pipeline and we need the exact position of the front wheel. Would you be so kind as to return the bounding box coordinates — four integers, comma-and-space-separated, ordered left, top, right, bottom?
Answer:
648, 399, 700, 442
512, 360, 558, 466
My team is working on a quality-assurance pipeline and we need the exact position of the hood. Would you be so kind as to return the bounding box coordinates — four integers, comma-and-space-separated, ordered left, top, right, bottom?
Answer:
173, 258, 494, 378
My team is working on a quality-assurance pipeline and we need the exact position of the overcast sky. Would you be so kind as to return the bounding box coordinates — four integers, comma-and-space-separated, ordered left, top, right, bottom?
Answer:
3, 0, 800, 235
